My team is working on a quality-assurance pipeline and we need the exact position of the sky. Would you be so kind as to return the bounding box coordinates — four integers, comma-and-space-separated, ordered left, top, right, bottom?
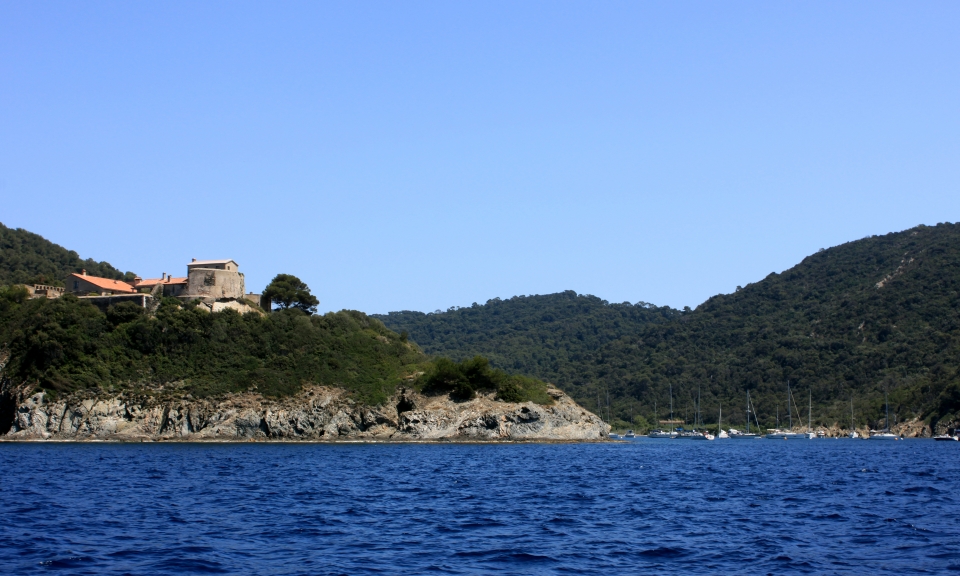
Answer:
2, 2, 959, 314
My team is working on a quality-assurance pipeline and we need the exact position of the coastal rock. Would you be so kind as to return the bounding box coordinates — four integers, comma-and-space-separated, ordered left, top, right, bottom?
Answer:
0, 384, 608, 442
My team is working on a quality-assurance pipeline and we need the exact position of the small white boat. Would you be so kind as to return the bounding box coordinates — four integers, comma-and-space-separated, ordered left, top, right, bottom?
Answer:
623, 429, 636, 439
608, 433, 622, 440
648, 429, 678, 439
934, 434, 959, 441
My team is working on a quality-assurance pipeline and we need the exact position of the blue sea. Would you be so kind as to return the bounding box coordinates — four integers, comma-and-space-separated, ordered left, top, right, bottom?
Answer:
1, 439, 958, 575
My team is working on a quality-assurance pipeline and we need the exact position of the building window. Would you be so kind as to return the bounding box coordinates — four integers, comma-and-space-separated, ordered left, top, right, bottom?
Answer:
73, 281, 79, 290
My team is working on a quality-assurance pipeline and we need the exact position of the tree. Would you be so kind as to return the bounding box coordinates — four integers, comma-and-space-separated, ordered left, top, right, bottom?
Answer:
262, 274, 319, 314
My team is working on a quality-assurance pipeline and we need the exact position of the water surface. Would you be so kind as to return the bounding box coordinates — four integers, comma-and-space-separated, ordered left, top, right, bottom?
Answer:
1, 439, 957, 574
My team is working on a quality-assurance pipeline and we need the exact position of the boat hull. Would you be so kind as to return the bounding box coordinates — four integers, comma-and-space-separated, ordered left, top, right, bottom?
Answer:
764, 432, 813, 440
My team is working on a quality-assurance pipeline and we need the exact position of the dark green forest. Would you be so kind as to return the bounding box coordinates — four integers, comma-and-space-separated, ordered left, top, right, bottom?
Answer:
0, 287, 423, 404
0, 288, 551, 408
0, 222, 135, 286
377, 223, 960, 432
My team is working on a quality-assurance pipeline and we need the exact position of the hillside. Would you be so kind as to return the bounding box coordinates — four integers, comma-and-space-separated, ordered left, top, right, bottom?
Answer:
377, 223, 960, 433
0, 289, 585, 441
0, 222, 133, 286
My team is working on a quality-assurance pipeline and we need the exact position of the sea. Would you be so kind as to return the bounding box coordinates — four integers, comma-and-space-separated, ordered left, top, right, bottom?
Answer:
1, 439, 958, 575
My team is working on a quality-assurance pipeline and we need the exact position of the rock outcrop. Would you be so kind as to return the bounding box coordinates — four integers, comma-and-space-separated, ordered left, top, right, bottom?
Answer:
0, 383, 608, 442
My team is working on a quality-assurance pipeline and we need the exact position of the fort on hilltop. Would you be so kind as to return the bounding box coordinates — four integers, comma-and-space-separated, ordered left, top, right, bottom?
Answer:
36, 258, 264, 312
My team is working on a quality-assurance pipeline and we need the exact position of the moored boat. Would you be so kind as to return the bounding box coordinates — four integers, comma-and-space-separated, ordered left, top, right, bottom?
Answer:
869, 390, 900, 440
764, 382, 814, 439
675, 429, 714, 440
765, 429, 812, 440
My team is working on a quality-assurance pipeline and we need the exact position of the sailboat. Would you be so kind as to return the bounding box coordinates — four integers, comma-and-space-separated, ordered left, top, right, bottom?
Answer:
869, 390, 900, 440
805, 390, 817, 439
729, 390, 761, 439
675, 386, 714, 440
765, 382, 811, 439
849, 397, 860, 439
649, 385, 678, 438
716, 403, 729, 438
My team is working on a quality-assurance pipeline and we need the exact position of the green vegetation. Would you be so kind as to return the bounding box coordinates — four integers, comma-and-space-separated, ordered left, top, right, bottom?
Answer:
262, 273, 319, 313
0, 287, 426, 404
0, 222, 135, 286
418, 356, 552, 404
377, 223, 960, 432
0, 226, 553, 407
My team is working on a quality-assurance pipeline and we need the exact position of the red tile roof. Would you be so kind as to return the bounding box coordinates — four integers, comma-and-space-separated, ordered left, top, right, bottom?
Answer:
68, 273, 135, 293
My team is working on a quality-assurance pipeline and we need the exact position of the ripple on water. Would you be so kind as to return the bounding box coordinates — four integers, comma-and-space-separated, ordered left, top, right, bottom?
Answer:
1, 441, 959, 575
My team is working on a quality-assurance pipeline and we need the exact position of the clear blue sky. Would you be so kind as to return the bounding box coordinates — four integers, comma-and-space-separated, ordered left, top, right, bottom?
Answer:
2, 2, 958, 314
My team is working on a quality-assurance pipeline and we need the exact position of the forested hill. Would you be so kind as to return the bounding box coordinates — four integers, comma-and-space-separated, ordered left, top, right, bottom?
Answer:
0, 222, 133, 286
377, 223, 960, 432
0, 226, 554, 411
377, 291, 679, 377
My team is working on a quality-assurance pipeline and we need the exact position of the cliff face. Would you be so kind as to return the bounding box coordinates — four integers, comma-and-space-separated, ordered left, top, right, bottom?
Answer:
0, 383, 608, 442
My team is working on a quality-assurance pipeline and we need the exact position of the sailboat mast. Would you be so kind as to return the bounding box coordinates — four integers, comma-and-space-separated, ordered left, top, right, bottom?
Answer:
746, 390, 750, 434
752, 397, 761, 431
669, 384, 673, 422
808, 389, 812, 432
788, 382, 792, 430
850, 397, 854, 432
697, 385, 701, 428
885, 390, 890, 431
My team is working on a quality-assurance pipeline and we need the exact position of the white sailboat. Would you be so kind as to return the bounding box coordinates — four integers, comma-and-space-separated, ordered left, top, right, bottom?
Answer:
849, 397, 860, 438
765, 382, 811, 439
730, 390, 761, 439
716, 403, 729, 438
805, 390, 817, 439
869, 390, 900, 440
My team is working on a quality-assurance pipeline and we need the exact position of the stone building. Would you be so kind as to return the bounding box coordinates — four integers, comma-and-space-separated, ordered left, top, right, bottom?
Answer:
183, 258, 245, 302
60, 259, 253, 309
26, 284, 65, 299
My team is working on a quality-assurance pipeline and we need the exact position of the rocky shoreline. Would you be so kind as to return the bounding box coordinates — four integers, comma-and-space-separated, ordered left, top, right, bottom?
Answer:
0, 383, 610, 442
